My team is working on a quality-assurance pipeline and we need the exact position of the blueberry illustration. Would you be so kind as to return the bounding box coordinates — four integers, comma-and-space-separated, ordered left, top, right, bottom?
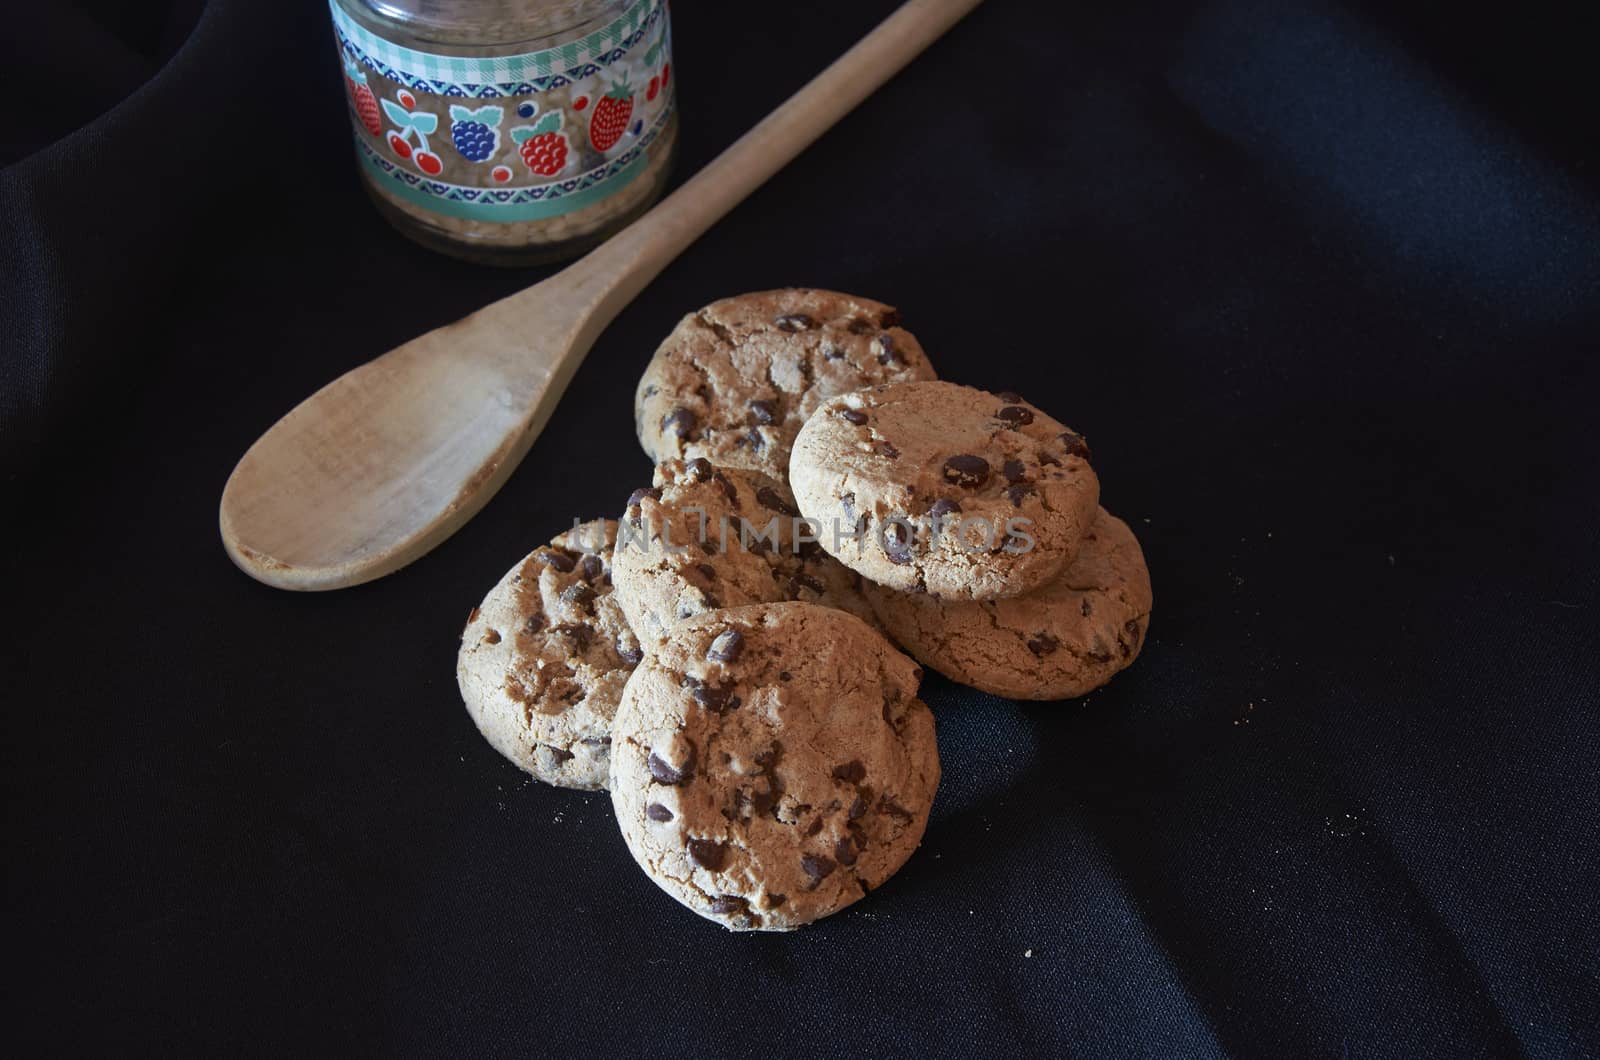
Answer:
451, 119, 497, 162
517, 101, 537, 119
630, 119, 643, 137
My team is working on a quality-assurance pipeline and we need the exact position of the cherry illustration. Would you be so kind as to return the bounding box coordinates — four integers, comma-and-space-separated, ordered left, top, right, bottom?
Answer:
388, 131, 412, 158
397, 90, 416, 111
415, 151, 443, 175
491, 165, 513, 183
573, 95, 589, 111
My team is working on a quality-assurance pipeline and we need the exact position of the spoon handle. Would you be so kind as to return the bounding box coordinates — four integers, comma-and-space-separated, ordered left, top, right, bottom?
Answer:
558, 0, 985, 312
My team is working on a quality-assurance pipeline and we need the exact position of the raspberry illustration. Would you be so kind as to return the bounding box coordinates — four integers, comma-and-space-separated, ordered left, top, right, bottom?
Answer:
345, 64, 381, 136
449, 104, 504, 163
588, 80, 634, 152
511, 112, 569, 177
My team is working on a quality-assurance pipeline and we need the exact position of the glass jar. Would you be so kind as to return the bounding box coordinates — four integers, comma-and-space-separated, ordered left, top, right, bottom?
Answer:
328, 0, 678, 265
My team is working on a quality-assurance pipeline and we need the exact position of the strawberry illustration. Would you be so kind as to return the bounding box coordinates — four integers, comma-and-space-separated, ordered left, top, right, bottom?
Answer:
512, 112, 569, 177
588, 80, 634, 152
345, 62, 381, 136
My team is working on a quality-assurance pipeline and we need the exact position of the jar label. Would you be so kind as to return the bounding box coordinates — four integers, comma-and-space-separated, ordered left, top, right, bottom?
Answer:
330, 0, 674, 222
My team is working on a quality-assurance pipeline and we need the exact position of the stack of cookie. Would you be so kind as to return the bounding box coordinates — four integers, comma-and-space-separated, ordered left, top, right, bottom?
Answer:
456, 288, 1150, 931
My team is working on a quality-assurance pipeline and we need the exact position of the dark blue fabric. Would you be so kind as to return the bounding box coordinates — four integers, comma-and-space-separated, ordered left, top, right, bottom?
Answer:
3, 1, 1597, 1055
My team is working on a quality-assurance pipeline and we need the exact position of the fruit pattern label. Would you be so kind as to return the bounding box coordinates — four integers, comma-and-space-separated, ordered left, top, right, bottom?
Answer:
331, 0, 674, 222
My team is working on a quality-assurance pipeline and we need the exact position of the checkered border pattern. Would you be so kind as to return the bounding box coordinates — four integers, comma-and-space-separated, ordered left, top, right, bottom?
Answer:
330, 0, 658, 91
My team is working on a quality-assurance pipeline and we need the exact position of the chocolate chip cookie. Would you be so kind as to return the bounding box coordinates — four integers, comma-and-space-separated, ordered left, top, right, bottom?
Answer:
634, 289, 937, 480
609, 603, 940, 930
789, 380, 1100, 600
864, 508, 1152, 700
611, 458, 879, 644
457, 520, 642, 789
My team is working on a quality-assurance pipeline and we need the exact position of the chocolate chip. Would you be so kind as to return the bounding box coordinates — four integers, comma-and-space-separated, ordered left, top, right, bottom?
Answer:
483, 629, 501, 645
744, 427, 765, 450
1005, 484, 1035, 506
707, 628, 744, 662
764, 893, 787, 909
757, 486, 799, 517
847, 819, 869, 852
840, 493, 856, 522
544, 745, 574, 764
847, 318, 874, 335
711, 471, 738, 503
687, 838, 729, 871
779, 671, 792, 681
1118, 635, 1132, 659
684, 456, 713, 481
1027, 632, 1060, 657
626, 485, 660, 517
616, 639, 644, 664
749, 399, 777, 425
1002, 459, 1027, 483
879, 440, 900, 460
942, 454, 990, 489
661, 408, 697, 440
646, 803, 674, 822
648, 742, 696, 785
561, 582, 596, 610
524, 613, 546, 634
835, 837, 859, 867
774, 313, 814, 332
823, 344, 845, 360
996, 405, 1034, 427
831, 760, 867, 784
927, 498, 962, 520
880, 309, 902, 328
805, 817, 824, 837
578, 554, 603, 581
1039, 452, 1061, 467
708, 895, 749, 916
1060, 430, 1092, 461
801, 855, 836, 882
998, 390, 1023, 404
643, 384, 660, 398
539, 549, 576, 573
748, 787, 777, 816
880, 520, 914, 565
848, 796, 867, 821
878, 798, 914, 824
1088, 649, 1113, 664
876, 333, 901, 366
1082, 599, 1093, 617
555, 623, 593, 652
787, 573, 825, 597
581, 736, 612, 747
840, 407, 868, 426
693, 682, 740, 715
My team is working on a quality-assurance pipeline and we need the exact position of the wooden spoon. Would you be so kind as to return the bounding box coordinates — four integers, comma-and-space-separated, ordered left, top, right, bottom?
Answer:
220, 0, 982, 590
